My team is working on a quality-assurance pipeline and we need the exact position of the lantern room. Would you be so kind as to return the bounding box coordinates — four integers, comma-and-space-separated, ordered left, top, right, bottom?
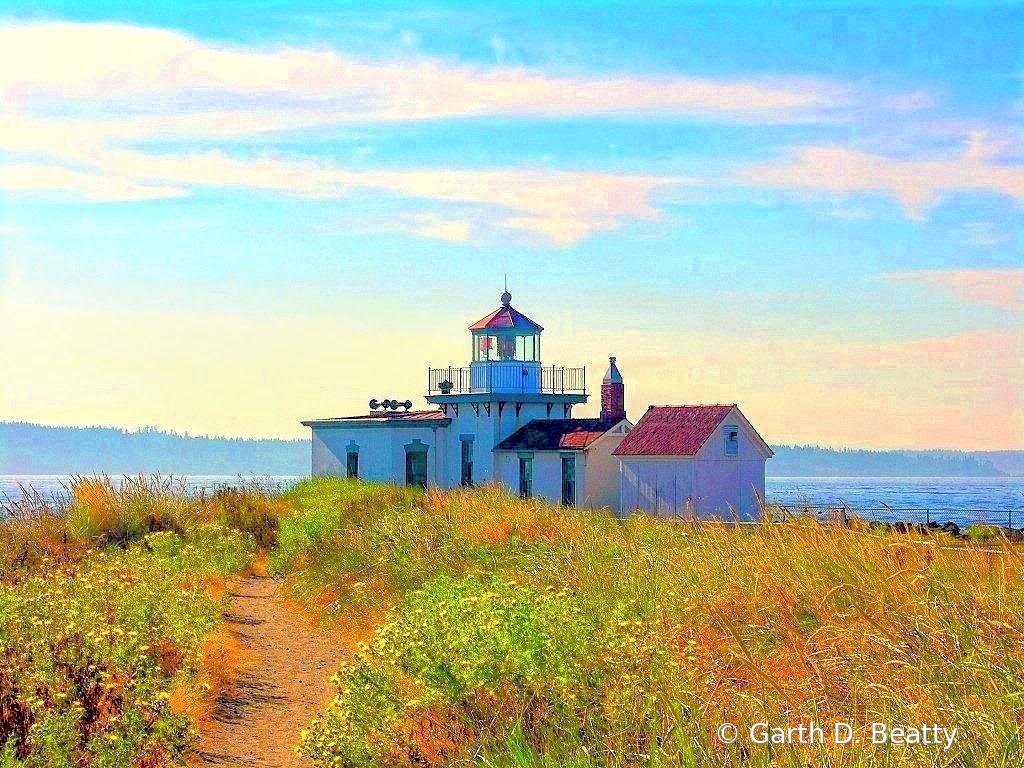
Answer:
469, 290, 542, 363
426, 289, 586, 398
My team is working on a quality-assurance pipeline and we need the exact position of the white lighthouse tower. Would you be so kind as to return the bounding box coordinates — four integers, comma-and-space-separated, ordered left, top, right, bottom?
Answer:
425, 290, 588, 486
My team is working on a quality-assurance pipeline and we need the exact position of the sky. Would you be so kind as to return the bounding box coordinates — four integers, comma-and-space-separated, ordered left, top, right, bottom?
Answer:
0, 1, 1022, 449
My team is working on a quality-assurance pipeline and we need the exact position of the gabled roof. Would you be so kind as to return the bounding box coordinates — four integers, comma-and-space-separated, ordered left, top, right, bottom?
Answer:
612, 405, 736, 456
495, 418, 621, 451
469, 304, 543, 332
302, 410, 450, 427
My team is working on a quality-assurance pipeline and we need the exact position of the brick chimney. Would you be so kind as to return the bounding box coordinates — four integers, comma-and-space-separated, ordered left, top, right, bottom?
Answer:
600, 356, 626, 422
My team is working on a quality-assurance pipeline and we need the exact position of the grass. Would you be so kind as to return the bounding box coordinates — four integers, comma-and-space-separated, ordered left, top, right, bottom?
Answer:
0, 476, 267, 767
3, 476, 1024, 767
277, 480, 1024, 768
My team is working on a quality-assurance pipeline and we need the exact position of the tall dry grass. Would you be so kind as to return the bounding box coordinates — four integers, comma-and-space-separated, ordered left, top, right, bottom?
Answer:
0, 476, 274, 767
283, 479, 1024, 768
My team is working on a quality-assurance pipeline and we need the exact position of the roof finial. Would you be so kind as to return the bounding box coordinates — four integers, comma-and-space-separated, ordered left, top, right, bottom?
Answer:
500, 275, 511, 306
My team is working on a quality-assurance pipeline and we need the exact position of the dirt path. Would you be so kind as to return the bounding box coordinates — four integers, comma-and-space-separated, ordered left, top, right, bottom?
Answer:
191, 576, 344, 768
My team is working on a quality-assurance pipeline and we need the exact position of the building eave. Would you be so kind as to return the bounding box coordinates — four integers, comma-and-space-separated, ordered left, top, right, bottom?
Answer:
301, 418, 451, 429
425, 393, 588, 405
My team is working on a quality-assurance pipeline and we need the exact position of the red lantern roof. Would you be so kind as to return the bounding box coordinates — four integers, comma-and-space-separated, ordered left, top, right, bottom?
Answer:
469, 292, 544, 332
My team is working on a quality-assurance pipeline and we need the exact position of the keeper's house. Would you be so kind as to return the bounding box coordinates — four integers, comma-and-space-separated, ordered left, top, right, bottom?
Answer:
302, 290, 771, 518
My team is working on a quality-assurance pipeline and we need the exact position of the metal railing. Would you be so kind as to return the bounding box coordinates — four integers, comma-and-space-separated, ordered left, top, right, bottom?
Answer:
427, 365, 586, 395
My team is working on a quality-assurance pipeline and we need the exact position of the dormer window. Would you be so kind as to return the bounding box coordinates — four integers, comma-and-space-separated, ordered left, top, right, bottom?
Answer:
725, 426, 739, 456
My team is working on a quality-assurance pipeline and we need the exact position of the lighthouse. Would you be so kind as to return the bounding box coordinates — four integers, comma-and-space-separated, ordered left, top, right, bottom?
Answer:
301, 287, 770, 517
425, 290, 590, 486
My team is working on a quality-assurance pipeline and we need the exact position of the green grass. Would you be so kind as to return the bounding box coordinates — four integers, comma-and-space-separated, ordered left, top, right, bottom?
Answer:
0, 477, 261, 767
278, 479, 1024, 768
3, 476, 1023, 767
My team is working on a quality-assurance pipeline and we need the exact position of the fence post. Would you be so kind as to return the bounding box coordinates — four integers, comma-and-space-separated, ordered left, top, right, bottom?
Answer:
926, 508, 930, 525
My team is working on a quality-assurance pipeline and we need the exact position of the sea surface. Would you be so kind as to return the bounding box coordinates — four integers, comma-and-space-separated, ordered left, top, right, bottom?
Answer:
766, 476, 1024, 527
2, 474, 1022, 528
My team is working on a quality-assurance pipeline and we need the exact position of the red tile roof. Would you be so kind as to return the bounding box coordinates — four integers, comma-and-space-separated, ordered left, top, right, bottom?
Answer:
612, 405, 735, 456
301, 410, 450, 426
469, 304, 544, 332
495, 418, 619, 451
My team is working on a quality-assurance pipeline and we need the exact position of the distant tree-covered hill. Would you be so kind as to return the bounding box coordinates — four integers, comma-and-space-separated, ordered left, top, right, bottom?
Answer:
768, 445, 1021, 477
0, 422, 307, 475
1, 423, 1020, 477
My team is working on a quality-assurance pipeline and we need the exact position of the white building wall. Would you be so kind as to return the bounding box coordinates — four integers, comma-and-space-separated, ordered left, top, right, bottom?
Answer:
692, 416, 766, 516
579, 421, 630, 509
311, 424, 449, 486
436, 400, 574, 488
493, 450, 584, 505
619, 459, 697, 516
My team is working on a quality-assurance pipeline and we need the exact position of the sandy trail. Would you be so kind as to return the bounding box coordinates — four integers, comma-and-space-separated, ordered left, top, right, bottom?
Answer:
190, 575, 343, 768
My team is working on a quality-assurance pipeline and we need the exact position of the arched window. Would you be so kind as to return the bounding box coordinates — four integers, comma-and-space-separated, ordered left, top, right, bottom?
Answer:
405, 440, 428, 488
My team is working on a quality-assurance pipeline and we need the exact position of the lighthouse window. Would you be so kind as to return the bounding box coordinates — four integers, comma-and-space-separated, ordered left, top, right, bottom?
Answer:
725, 426, 739, 456
474, 333, 538, 362
518, 453, 534, 499
497, 336, 516, 360
515, 335, 537, 361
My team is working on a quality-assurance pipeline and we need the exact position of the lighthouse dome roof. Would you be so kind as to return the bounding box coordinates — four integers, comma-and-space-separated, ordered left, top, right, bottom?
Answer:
468, 291, 544, 332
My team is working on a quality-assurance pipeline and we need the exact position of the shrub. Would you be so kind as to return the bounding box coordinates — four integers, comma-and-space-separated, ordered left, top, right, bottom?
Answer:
203, 486, 287, 549
301, 575, 672, 767
0, 521, 256, 766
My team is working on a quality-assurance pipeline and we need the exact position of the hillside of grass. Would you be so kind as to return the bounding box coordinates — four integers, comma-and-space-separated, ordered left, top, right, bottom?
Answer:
3, 478, 1024, 767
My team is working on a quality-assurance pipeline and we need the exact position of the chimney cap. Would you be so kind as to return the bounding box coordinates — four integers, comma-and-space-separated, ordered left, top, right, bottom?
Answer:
603, 355, 623, 384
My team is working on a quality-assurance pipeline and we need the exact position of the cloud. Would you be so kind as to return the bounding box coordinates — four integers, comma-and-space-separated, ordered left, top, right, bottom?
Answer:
408, 213, 472, 243
0, 21, 843, 130
0, 148, 683, 244
883, 268, 1024, 312
2, 21, 741, 244
0, 163, 187, 201
740, 134, 1024, 217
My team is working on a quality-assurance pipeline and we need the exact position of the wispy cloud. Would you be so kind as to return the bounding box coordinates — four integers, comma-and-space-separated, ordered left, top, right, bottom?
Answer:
0, 148, 686, 245
2, 21, 746, 244
740, 134, 1024, 217
883, 268, 1024, 312
408, 213, 473, 243
0, 162, 187, 202
0, 21, 844, 131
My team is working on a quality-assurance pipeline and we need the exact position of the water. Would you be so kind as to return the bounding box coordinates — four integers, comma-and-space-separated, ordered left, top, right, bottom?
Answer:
2, 474, 1022, 528
766, 476, 1024, 527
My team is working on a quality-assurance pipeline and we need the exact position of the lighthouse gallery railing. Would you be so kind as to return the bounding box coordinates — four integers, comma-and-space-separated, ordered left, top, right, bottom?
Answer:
427, 365, 586, 395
